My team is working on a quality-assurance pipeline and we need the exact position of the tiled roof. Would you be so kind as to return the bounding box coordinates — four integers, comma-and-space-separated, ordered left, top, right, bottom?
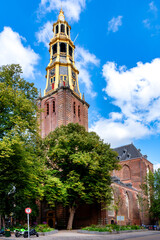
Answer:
113, 143, 142, 161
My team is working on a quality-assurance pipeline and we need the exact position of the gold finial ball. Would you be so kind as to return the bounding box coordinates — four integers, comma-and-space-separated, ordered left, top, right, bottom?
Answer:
58, 8, 65, 21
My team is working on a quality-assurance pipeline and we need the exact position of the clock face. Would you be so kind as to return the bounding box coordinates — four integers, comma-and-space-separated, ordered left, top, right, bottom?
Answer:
59, 15, 65, 21
50, 68, 55, 77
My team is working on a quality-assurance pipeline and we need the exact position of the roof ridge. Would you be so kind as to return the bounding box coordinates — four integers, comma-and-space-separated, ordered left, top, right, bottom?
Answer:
114, 143, 134, 149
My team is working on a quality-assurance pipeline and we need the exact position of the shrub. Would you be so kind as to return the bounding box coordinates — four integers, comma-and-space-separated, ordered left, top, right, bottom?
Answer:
81, 224, 141, 232
35, 224, 54, 232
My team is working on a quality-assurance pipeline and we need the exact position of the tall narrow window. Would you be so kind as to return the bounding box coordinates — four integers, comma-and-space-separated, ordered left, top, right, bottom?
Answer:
73, 102, 76, 115
56, 25, 59, 34
52, 43, 57, 54
47, 103, 49, 115
125, 192, 129, 218
53, 101, 55, 113
67, 26, 69, 35
78, 105, 80, 117
108, 190, 115, 217
147, 167, 151, 207
60, 43, 66, 53
69, 45, 72, 57
61, 24, 65, 33
137, 195, 140, 209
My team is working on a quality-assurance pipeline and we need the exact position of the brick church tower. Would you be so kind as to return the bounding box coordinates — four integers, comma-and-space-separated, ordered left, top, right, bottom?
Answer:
38, 9, 89, 138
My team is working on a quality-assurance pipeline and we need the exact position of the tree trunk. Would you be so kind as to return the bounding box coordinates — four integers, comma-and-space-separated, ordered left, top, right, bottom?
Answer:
67, 205, 76, 230
2, 216, 5, 228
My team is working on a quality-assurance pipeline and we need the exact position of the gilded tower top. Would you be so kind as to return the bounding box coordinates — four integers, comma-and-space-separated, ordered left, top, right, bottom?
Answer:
44, 9, 81, 98
58, 8, 65, 21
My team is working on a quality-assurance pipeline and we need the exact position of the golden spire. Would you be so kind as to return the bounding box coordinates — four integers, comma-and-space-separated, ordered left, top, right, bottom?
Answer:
58, 8, 65, 21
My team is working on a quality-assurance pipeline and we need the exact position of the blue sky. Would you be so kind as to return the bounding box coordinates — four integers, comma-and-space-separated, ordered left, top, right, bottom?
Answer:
0, 0, 160, 169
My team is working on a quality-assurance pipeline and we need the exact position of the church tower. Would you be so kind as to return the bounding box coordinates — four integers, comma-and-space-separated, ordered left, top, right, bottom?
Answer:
38, 9, 89, 138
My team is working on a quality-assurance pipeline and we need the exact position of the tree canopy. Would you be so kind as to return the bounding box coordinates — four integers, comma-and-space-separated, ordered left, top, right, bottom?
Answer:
0, 64, 44, 225
44, 123, 120, 229
141, 169, 160, 223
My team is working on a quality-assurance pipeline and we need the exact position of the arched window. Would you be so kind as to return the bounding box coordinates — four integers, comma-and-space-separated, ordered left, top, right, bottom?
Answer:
122, 165, 131, 180
69, 45, 72, 57
47, 103, 49, 115
60, 75, 67, 86
73, 102, 76, 115
108, 190, 115, 217
125, 192, 129, 218
52, 43, 57, 55
61, 24, 65, 33
53, 101, 55, 113
56, 25, 59, 34
60, 43, 66, 53
78, 105, 80, 117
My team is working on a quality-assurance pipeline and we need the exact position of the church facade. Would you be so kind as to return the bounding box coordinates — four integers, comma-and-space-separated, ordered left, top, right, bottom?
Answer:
37, 10, 153, 228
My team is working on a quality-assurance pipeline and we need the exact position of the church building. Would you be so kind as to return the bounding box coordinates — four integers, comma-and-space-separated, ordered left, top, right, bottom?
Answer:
37, 9, 153, 228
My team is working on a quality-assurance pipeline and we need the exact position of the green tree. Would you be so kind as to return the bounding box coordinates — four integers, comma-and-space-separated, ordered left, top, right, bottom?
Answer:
44, 123, 120, 230
0, 64, 44, 226
141, 169, 160, 223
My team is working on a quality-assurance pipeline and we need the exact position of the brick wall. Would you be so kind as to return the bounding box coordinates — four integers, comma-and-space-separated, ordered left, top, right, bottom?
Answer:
115, 158, 153, 190
38, 87, 89, 138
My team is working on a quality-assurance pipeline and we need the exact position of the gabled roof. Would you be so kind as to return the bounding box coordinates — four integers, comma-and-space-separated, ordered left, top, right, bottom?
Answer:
114, 143, 142, 161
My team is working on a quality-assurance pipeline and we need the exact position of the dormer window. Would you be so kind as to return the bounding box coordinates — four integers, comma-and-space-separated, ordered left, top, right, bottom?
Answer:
61, 24, 65, 33
56, 25, 59, 34
123, 149, 127, 154
127, 153, 131, 158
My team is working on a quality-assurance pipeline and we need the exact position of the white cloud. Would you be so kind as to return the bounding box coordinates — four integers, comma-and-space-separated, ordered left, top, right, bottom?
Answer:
90, 117, 151, 147
143, 19, 151, 29
75, 46, 100, 97
108, 16, 123, 33
143, 2, 159, 31
90, 59, 160, 147
149, 1, 158, 15
154, 163, 160, 171
38, 0, 86, 22
0, 27, 39, 79
36, 21, 53, 48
